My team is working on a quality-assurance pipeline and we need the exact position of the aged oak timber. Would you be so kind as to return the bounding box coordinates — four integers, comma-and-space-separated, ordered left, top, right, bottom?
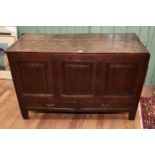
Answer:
6, 33, 150, 120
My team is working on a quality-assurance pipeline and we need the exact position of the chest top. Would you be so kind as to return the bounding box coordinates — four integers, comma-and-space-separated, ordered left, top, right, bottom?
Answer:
6, 33, 149, 54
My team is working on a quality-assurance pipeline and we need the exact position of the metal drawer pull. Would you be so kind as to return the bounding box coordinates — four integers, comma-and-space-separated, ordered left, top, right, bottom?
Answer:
46, 103, 55, 107
101, 104, 111, 107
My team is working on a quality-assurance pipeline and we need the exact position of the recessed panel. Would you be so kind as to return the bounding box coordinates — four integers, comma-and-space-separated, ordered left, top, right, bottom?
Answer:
61, 62, 95, 95
104, 63, 138, 95
18, 61, 51, 94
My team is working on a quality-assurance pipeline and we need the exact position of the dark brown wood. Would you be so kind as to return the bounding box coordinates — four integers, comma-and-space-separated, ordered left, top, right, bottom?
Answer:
7, 33, 150, 120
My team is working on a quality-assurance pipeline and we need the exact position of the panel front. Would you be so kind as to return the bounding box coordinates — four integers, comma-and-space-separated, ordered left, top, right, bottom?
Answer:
60, 61, 96, 97
18, 61, 50, 94
12, 54, 54, 98
104, 63, 138, 95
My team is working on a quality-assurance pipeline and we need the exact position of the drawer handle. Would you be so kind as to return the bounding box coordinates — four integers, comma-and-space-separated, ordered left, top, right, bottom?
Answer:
46, 103, 55, 107
101, 103, 111, 107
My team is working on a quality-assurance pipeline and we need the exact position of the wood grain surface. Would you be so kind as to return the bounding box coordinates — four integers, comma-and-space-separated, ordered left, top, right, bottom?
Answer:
7, 33, 148, 53
7, 34, 150, 120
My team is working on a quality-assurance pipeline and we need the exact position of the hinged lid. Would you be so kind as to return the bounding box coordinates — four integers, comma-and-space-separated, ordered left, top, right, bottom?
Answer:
6, 33, 149, 54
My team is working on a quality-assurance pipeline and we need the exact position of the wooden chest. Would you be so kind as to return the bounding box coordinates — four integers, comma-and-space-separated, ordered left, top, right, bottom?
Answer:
7, 33, 150, 120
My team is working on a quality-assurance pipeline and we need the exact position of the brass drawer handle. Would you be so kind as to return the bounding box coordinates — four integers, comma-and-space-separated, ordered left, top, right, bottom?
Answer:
46, 103, 55, 107
101, 103, 111, 107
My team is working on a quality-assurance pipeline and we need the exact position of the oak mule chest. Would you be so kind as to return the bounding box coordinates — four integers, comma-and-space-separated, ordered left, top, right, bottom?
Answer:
7, 33, 150, 120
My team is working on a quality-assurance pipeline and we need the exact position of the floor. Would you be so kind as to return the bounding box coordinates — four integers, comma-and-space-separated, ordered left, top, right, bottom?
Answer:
0, 79, 154, 128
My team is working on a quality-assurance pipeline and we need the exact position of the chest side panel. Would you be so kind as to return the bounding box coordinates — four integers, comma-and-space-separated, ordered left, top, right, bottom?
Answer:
62, 62, 94, 95
57, 56, 96, 98
104, 62, 138, 96
18, 61, 50, 94
8, 53, 54, 102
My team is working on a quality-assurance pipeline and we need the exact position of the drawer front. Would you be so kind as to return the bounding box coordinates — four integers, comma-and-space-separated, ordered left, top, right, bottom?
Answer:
75, 100, 131, 109
25, 97, 132, 109
74, 96, 133, 109
25, 100, 76, 109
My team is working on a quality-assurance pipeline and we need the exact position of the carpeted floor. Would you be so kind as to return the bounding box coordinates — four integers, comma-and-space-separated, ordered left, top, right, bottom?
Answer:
140, 95, 155, 129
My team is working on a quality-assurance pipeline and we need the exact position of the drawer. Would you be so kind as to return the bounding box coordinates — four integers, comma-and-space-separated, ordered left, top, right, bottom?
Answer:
25, 100, 76, 109
75, 100, 132, 109
25, 99, 132, 109
100, 100, 131, 108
